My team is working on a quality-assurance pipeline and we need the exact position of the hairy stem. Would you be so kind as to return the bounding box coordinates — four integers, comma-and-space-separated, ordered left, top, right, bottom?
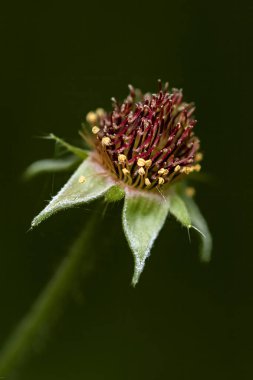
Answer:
0, 210, 99, 376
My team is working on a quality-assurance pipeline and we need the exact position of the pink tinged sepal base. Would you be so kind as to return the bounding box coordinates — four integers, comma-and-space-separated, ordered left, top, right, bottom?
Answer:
31, 154, 115, 228
122, 187, 171, 286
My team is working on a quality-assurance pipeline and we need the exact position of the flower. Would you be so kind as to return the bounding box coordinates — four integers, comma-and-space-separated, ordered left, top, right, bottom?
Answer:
29, 81, 212, 285
84, 80, 201, 190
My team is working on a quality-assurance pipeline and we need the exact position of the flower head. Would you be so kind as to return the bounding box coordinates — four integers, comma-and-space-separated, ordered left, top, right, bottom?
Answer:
86, 80, 202, 191
28, 81, 212, 285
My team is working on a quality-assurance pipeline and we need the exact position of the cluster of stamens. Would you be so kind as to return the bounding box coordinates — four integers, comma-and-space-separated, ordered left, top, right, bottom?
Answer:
85, 80, 202, 190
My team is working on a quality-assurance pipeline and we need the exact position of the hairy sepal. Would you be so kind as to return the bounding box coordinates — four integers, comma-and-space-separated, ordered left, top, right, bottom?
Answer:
122, 188, 170, 286
48, 134, 89, 159
31, 156, 114, 228
168, 192, 191, 228
183, 195, 212, 262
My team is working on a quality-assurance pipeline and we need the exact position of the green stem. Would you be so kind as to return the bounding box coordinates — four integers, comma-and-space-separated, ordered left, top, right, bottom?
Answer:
0, 210, 99, 376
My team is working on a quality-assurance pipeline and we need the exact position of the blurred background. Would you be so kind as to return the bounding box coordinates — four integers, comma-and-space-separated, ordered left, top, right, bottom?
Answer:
0, 0, 252, 379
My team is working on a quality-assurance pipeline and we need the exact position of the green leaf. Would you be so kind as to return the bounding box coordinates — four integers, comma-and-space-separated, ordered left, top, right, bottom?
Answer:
183, 195, 212, 262
23, 156, 81, 180
169, 192, 191, 228
31, 156, 114, 228
48, 134, 89, 159
122, 189, 170, 286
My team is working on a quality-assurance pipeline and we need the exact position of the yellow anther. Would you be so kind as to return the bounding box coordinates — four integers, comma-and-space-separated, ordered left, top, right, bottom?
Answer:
118, 154, 127, 164
138, 167, 145, 176
145, 178, 151, 187
182, 167, 189, 174
102, 137, 111, 146
158, 177, 165, 185
92, 126, 100, 134
174, 165, 181, 172
185, 186, 196, 197
78, 175, 86, 184
145, 159, 152, 168
158, 168, 168, 176
86, 111, 97, 124
195, 152, 203, 162
194, 164, 201, 172
122, 168, 130, 175
96, 108, 105, 118
181, 166, 194, 174
137, 158, 146, 167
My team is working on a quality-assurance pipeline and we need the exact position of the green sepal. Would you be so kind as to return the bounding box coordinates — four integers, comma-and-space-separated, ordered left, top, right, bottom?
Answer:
182, 195, 212, 262
48, 134, 89, 159
168, 192, 191, 228
122, 189, 170, 286
23, 156, 81, 180
31, 156, 114, 228
104, 185, 125, 202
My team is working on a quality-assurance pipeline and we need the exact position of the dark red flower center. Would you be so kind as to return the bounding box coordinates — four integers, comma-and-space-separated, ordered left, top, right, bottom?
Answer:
85, 81, 202, 190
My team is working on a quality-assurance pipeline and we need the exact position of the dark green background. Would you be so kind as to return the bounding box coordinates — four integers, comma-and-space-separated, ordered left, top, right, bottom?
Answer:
1, 1, 252, 379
